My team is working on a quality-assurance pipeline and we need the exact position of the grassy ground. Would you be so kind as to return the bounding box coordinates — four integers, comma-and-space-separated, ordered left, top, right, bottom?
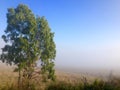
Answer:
0, 63, 120, 90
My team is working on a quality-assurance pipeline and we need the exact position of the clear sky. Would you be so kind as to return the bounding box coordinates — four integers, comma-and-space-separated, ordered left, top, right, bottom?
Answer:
1, 0, 120, 70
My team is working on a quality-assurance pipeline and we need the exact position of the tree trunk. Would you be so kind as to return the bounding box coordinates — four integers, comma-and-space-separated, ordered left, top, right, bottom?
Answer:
18, 69, 21, 89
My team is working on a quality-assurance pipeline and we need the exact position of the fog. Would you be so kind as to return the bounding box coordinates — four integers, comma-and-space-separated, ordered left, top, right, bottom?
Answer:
1, 38, 120, 75
55, 41, 120, 73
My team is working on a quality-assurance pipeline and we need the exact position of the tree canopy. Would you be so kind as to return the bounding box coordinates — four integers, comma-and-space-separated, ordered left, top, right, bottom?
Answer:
37, 17, 56, 80
0, 4, 56, 84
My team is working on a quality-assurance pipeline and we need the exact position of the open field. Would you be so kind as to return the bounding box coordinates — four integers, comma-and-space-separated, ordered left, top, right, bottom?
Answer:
1, 62, 120, 90
0, 62, 107, 84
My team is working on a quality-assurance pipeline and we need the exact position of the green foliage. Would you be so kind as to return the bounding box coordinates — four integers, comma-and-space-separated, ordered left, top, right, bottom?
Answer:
0, 4, 41, 87
0, 4, 56, 88
37, 17, 56, 81
1, 4, 38, 69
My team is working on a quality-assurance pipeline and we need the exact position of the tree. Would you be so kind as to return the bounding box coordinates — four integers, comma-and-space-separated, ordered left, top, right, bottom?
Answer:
1, 4, 40, 87
0, 4, 56, 87
37, 17, 56, 81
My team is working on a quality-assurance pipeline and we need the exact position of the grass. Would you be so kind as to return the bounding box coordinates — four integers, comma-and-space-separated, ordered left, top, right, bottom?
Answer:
46, 78, 120, 90
1, 63, 120, 90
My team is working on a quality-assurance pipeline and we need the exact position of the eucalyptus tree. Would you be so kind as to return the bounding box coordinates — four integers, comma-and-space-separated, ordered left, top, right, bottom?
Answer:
1, 4, 40, 85
1, 4, 56, 87
37, 17, 56, 81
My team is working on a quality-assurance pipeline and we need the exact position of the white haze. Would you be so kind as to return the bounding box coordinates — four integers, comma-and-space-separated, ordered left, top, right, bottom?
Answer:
55, 40, 120, 72
1, 38, 120, 75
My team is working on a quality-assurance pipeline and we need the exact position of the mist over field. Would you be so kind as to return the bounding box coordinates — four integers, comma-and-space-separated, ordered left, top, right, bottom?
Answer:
1, 37, 120, 77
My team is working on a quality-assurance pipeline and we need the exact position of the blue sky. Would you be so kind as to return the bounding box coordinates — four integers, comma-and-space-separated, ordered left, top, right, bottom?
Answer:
1, 0, 120, 70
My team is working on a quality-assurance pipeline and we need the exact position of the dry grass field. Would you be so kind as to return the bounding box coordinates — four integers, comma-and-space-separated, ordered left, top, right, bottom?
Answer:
0, 63, 17, 89
0, 62, 98, 89
0, 63, 99, 83
1, 62, 120, 90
